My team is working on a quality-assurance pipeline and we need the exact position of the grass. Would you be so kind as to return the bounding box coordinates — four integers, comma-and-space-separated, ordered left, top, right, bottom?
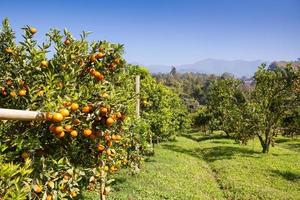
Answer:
84, 133, 300, 200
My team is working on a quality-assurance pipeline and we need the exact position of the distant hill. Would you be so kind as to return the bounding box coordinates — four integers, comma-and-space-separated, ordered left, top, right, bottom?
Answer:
268, 61, 300, 71
145, 59, 266, 78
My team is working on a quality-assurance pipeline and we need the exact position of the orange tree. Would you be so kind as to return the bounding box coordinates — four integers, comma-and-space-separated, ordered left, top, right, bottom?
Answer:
0, 18, 141, 199
128, 66, 190, 143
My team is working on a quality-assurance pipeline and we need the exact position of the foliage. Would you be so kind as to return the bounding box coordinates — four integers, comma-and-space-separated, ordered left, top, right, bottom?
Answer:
0, 157, 32, 200
129, 66, 190, 142
0, 18, 140, 199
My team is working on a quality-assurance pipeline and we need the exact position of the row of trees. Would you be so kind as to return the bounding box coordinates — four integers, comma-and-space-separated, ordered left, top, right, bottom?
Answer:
156, 63, 299, 153
0, 19, 189, 199
198, 65, 299, 153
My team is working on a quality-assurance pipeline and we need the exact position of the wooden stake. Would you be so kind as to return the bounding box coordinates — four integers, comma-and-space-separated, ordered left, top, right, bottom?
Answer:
0, 108, 45, 121
135, 75, 140, 118
100, 170, 106, 200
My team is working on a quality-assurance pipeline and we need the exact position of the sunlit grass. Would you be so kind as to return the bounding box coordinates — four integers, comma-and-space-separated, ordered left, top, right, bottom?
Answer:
84, 134, 300, 200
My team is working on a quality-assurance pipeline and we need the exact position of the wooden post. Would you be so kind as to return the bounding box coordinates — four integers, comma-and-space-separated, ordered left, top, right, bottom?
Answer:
0, 108, 45, 121
135, 75, 140, 118
100, 170, 106, 200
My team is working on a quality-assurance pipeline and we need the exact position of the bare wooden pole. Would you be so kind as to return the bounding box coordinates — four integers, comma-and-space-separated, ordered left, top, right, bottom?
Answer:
0, 108, 45, 121
135, 75, 140, 118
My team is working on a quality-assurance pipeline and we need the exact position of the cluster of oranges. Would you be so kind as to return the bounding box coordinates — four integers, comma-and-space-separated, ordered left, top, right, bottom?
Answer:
0, 79, 29, 98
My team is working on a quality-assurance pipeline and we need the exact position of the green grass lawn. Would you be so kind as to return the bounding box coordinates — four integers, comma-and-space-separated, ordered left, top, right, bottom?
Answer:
84, 133, 300, 200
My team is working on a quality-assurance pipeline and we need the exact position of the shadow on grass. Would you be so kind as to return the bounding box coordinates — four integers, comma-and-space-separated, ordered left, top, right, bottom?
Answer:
275, 138, 290, 143
162, 143, 260, 162
182, 133, 229, 142
285, 143, 300, 152
271, 169, 300, 182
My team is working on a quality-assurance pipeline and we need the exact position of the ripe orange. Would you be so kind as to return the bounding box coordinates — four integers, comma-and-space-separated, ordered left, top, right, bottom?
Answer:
111, 134, 117, 140
29, 27, 37, 34
46, 195, 53, 200
71, 103, 79, 112
70, 191, 77, 198
64, 39, 71, 45
95, 72, 104, 81
60, 108, 70, 117
9, 91, 16, 97
116, 134, 122, 141
5, 47, 13, 54
18, 89, 27, 96
54, 126, 64, 134
100, 107, 108, 116
106, 117, 114, 126
46, 112, 53, 121
95, 52, 105, 59
57, 131, 65, 138
70, 130, 78, 138
97, 144, 105, 152
83, 129, 92, 137
114, 58, 121, 64
65, 125, 73, 132
107, 141, 113, 147
52, 113, 64, 122
41, 60, 48, 67
33, 185, 42, 193
82, 106, 91, 113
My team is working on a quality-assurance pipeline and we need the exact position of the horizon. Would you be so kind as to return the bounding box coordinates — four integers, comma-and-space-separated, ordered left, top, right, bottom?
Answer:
0, 0, 299, 68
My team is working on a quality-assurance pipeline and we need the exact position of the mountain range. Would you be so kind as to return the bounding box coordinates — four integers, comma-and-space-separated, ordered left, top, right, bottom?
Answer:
140, 59, 268, 78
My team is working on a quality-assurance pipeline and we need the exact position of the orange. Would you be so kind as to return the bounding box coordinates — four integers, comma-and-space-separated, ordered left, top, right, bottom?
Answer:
116, 134, 122, 141
52, 113, 64, 122
18, 89, 27, 96
9, 91, 16, 97
46, 112, 53, 121
95, 72, 104, 81
60, 108, 70, 117
83, 129, 92, 137
29, 27, 37, 34
97, 144, 105, 152
100, 107, 108, 116
33, 185, 42, 193
64, 125, 73, 132
5, 47, 13, 54
82, 106, 91, 113
70, 191, 77, 198
111, 134, 117, 140
95, 52, 105, 59
106, 117, 114, 126
46, 195, 52, 200
57, 131, 65, 138
64, 39, 71, 45
54, 126, 64, 134
71, 103, 79, 112
41, 60, 48, 67
70, 130, 78, 138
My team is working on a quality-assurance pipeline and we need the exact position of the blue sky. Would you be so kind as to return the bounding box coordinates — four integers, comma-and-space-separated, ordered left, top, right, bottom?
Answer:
0, 0, 299, 65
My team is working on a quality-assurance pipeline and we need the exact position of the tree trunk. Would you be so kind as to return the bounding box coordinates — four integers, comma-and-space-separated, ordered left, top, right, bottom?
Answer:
262, 141, 270, 153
